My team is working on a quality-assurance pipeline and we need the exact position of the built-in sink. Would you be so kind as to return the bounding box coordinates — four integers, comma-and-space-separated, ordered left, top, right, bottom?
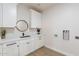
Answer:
20, 35, 30, 38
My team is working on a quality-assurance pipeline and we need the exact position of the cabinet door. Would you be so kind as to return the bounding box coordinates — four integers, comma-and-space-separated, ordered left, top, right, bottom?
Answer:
17, 4, 30, 23
3, 3, 17, 27
0, 4, 2, 27
3, 41, 18, 56
19, 39, 32, 56
31, 9, 41, 28
33, 37, 40, 50
0, 44, 2, 56
34, 36, 43, 50
38, 36, 44, 48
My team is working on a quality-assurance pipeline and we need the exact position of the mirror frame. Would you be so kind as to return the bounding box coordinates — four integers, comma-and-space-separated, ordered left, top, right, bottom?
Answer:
15, 20, 28, 32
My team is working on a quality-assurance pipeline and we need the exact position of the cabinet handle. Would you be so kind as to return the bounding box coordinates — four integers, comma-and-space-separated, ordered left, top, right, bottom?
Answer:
17, 45, 19, 47
6, 43, 16, 46
26, 42, 30, 44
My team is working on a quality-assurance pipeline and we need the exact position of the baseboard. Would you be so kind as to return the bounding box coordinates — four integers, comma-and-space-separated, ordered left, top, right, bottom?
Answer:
45, 46, 74, 56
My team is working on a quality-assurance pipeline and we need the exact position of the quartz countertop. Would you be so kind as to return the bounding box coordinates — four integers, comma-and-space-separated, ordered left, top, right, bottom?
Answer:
0, 34, 41, 44
0, 37, 31, 44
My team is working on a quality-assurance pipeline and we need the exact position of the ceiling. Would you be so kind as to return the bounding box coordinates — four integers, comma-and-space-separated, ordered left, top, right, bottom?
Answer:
21, 3, 55, 12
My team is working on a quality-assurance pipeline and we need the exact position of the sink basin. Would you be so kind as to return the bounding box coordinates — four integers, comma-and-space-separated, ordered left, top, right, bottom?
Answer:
20, 35, 30, 38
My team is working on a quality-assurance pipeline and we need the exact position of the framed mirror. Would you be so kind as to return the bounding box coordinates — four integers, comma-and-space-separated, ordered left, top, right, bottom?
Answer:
16, 20, 28, 37
16, 20, 28, 32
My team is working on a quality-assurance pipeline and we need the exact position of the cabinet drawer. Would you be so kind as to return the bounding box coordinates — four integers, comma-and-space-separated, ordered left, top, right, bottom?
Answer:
3, 41, 19, 56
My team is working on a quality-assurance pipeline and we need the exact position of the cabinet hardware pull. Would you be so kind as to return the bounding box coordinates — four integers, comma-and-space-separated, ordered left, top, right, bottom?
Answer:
17, 45, 19, 47
27, 42, 30, 44
6, 43, 16, 46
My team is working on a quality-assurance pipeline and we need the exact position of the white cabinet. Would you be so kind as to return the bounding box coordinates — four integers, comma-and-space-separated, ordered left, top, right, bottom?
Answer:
0, 44, 2, 56
33, 37, 40, 50
33, 36, 44, 50
19, 37, 43, 56
17, 4, 30, 23
0, 4, 2, 27
0, 36, 43, 56
38, 36, 44, 48
2, 3, 17, 27
3, 41, 19, 56
19, 39, 33, 56
30, 9, 41, 28
0, 3, 17, 27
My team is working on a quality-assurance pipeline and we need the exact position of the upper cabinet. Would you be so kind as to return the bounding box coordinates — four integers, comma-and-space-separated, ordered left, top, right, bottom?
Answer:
30, 9, 41, 28
3, 3, 17, 27
17, 4, 30, 23
0, 4, 2, 27
0, 3, 17, 27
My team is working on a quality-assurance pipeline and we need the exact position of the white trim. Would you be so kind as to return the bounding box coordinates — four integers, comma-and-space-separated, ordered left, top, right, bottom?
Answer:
45, 46, 74, 56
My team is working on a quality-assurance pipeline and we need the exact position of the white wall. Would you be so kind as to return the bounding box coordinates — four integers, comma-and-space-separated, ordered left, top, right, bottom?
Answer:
42, 3, 79, 56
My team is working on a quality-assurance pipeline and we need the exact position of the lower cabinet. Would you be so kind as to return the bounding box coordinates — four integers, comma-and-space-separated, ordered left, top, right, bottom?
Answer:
2, 41, 19, 56
0, 44, 2, 56
0, 36, 43, 56
19, 38, 43, 56
19, 39, 34, 56
33, 37, 40, 50
38, 36, 44, 48
33, 36, 43, 50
